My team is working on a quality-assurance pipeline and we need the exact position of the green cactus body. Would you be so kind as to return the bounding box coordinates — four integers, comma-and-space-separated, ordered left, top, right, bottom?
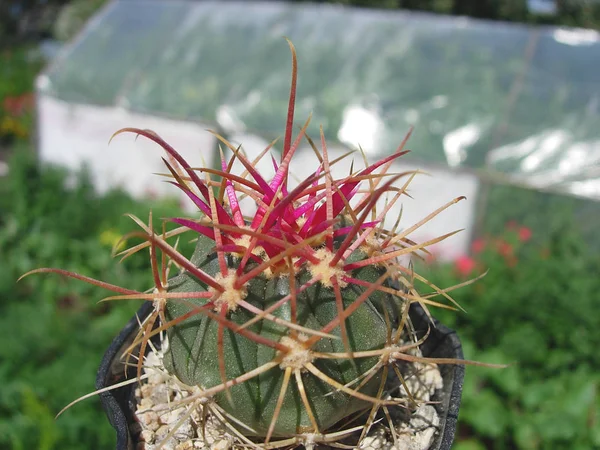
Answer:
163, 231, 402, 437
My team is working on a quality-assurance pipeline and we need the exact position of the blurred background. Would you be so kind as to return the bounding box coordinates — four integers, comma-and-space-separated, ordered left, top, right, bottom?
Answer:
1, 0, 599, 449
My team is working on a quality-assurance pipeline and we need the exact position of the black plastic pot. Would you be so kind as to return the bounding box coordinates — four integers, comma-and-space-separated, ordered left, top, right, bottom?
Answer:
97, 302, 464, 450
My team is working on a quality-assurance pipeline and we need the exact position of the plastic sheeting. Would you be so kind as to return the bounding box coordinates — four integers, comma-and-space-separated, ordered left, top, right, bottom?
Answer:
37, 0, 600, 199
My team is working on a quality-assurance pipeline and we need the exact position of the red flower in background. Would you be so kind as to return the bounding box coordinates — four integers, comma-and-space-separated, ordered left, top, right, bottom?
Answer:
471, 238, 486, 254
518, 226, 532, 242
461, 224, 532, 273
424, 253, 437, 265
506, 255, 518, 267
144, 187, 158, 200
2, 93, 33, 117
496, 240, 514, 258
455, 255, 476, 276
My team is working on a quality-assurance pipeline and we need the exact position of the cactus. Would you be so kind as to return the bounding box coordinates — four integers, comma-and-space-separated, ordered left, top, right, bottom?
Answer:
21, 40, 500, 448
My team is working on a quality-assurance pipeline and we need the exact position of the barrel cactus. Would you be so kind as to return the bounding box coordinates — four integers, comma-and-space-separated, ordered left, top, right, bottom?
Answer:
22, 40, 496, 448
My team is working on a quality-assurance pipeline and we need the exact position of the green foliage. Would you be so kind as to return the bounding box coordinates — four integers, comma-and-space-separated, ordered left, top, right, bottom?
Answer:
0, 1, 65, 46
482, 183, 600, 252
422, 218, 600, 449
300, 0, 600, 29
0, 47, 40, 100
0, 150, 191, 450
53, 0, 108, 42
0, 47, 41, 145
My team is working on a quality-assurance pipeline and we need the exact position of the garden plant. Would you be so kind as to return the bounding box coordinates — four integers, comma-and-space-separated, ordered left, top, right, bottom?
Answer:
427, 216, 600, 450
21, 40, 501, 449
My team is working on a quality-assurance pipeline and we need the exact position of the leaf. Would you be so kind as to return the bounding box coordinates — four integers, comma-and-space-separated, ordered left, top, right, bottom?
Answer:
514, 420, 539, 450
453, 439, 487, 450
461, 378, 509, 438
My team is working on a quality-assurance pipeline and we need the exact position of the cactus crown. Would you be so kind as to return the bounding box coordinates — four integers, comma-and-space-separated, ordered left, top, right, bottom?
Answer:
21, 40, 498, 449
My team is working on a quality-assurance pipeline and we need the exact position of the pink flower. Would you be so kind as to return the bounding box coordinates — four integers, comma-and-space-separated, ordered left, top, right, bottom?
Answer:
471, 238, 486, 254
496, 240, 514, 258
455, 255, 476, 276
144, 187, 158, 200
506, 220, 518, 231
2, 93, 33, 116
518, 227, 532, 242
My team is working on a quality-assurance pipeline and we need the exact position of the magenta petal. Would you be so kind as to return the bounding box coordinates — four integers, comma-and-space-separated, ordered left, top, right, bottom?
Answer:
360, 151, 409, 177
300, 181, 354, 236
225, 182, 245, 227
169, 182, 211, 216
120, 128, 213, 203
221, 153, 245, 226
331, 221, 380, 236
260, 171, 319, 232
171, 218, 216, 241
270, 154, 289, 197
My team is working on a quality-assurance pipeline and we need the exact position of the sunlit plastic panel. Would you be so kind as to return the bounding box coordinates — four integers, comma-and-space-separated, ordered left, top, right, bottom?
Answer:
36, 96, 217, 200
36, 0, 600, 201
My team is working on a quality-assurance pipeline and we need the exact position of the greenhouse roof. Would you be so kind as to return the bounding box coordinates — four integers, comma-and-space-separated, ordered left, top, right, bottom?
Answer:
38, 0, 600, 199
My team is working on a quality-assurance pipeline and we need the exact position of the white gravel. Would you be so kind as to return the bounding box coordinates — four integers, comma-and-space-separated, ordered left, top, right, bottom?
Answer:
132, 338, 443, 450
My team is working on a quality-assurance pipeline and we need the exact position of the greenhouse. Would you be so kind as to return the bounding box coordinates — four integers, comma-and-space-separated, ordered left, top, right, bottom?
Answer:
35, 0, 600, 260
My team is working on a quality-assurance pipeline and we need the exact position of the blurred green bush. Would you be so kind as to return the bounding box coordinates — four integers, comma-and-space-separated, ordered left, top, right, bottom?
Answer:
0, 47, 41, 148
305, 0, 600, 29
423, 217, 600, 449
0, 149, 192, 449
